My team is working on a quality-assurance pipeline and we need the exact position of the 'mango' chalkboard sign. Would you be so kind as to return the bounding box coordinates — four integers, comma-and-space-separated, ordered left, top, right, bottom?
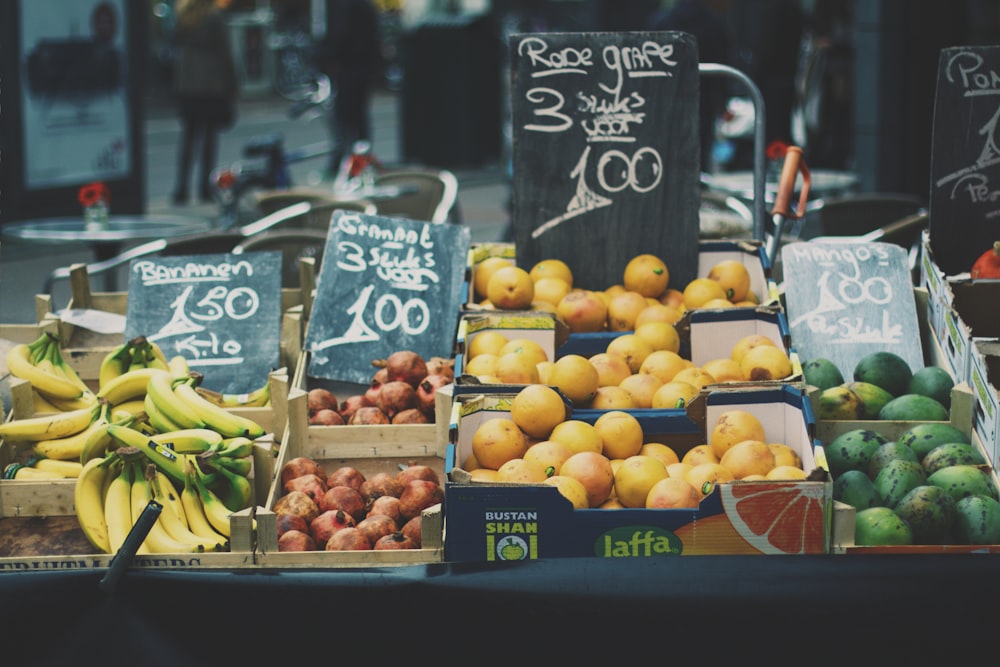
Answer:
510, 31, 701, 291
781, 241, 923, 379
305, 210, 471, 385
124, 251, 283, 394
930, 45, 1000, 275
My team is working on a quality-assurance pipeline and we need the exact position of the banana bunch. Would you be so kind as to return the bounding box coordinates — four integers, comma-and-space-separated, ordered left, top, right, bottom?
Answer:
5, 332, 97, 412
194, 381, 271, 409
2, 458, 83, 480
98, 336, 170, 389
143, 371, 266, 440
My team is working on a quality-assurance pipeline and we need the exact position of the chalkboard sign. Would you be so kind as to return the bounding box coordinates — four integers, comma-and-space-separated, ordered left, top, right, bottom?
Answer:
123, 251, 283, 394
929, 45, 1000, 276
305, 210, 471, 385
509, 30, 701, 291
781, 241, 923, 379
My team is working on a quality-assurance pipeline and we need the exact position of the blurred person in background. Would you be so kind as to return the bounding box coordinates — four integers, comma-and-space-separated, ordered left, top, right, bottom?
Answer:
171, 0, 239, 205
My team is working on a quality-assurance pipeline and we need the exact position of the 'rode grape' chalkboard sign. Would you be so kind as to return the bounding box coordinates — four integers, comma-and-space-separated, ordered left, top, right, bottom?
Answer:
124, 251, 283, 394
305, 210, 471, 385
510, 30, 700, 291
930, 45, 1000, 276
781, 241, 923, 379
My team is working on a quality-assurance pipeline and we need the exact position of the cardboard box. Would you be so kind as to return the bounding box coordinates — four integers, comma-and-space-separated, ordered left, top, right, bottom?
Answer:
453, 310, 569, 380
968, 339, 1000, 470
444, 384, 831, 561
254, 385, 446, 567
919, 230, 948, 343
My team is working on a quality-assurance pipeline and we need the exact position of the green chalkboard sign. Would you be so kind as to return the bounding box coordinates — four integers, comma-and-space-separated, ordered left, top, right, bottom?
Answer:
305, 211, 471, 385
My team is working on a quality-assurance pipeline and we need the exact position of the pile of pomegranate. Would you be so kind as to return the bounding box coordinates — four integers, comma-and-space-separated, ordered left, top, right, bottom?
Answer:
273, 455, 444, 552
308, 350, 455, 426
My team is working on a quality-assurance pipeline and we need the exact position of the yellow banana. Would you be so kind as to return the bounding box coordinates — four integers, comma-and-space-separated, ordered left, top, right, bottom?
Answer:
3, 463, 64, 480
106, 424, 193, 486
189, 456, 232, 538
216, 436, 255, 459
132, 462, 207, 554
173, 381, 265, 439
5, 342, 84, 401
32, 400, 112, 462
105, 450, 140, 554
195, 381, 271, 408
146, 340, 170, 370
150, 428, 224, 454
31, 391, 62, 414
46, 339, 92, 395
167, 355, 191, 380
97, 367, 169, 406
150, 467, 225, 552
147, 371, 205, 430
181, 457, 229, 545
110, 398, 147, 421
74, 454, 115, 553
143, 392, 186, 434
47, 391, 99, 412
31, 457, 84, 478
0, 401, 101, 443
98, 342, 131, 389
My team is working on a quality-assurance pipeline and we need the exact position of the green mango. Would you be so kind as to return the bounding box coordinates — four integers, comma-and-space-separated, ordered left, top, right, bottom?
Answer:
854, 506, 913, 546
845, 381, 894, 420
907, 366, 955, 409
927, 465, 999, 503
802, 357, 845, 391
897, 423, 969, 460
878, 394, 949, 422
867, 441, 919, 480
833, 469, 883, 510
921, 442, 987, 475
893, 485, 957, 544
853, 351, 913, 397
824, 429, 887, 478
953, 495, 1000, 545
873, 458, 927, 509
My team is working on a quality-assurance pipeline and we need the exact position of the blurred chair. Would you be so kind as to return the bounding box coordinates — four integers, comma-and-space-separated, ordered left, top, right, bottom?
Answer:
698, 189, 754, 239
301, 198, 377, 231
796, 193, 926, 240
232, 228, 329, 288
254, 188, 376, 219
371, 167, 460, 224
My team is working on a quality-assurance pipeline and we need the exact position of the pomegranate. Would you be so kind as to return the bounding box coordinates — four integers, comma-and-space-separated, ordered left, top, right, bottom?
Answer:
276, 512, 310, 537
283, 474, 328, 504
272, 490, 320, 524
391, 408, 429, 424
310, 408, 345, 426
360, 471, 404, 503
416, 373, 450, 416
373, 531, 416, 550
327, 465, 366, 492
280, 457, 325, 487
401, 515, 422, 548
971, 240, 1000, 279
365, 494, 402, 524
376, 381, 417, 419
376, 350, 429, 388
349, 406, 391, 425
277, 529, 317, 552
324, 527, 372, 551
364, 368, 388, 404
398, 479, 444, 521
396, 463, 440, 487
309, 509, 356, 548
425, 356, 455, 383
318, 485, 366, 521
338, 394, 372, 422
356, 513, 398, 546
307, 388, 338, 416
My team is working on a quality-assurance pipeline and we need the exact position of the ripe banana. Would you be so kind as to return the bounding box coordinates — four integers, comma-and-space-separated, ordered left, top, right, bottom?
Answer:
150, 428, 224, 454
195, 381, 271, 408
104, 452, 137, 554
98, 342, 131, 389
147, 371, 206, 430
131, 462, 208, 554
46, 391, 99, 412
79, 404, 125, 464
143, 392, 186, 434
110, 398, 147, 422
189, 457, 233, 538
97, 367, 169, 406
74, 454, 115, 553
29, 457, 84, 478
33, 401, 112, 462
167, 355, 191, 380
106, 424, 191, 486
46, 339, 92, 396
181, 457, 229, 545
150, 468, 225, 552
6, 341, 85, 401
2, 463, 64, 480
173, 380, 265, 439
145, 340, 170, 371
31, 391, 62, 414
216, 436, 255, 459
0, 401, 101, 443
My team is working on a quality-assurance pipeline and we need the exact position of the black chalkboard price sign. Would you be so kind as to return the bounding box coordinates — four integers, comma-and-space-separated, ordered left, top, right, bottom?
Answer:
305, 210, 471, 385
781, 241, 923, 379
929, 45, 1000, 276
123, 251, 283, 394
509, 30, 701, 291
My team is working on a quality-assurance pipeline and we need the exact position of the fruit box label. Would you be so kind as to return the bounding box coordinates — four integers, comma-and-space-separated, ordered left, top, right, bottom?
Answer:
968, 342, 999, 469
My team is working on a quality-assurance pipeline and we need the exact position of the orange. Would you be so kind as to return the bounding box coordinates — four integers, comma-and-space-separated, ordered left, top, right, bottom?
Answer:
719, 477, 828, 554
606, 290, 650, 331
536, 360, 555, 384
659, 288, 685, 309
650, 380, 700, 409
719, 439, 776, 479
741, 474, 769, 481
701, 298, 735, 309
471, 417, 529, 470
681, 443, 719, 467
588, 385, 637, 410
766, 465, 808, 480
532, 277, 572, 309
473, 256, 515, 301
709, 409, 767, 460
670, 366, 717, 391
468, 468, 499, 482
645, 476, 701, 509
623, 253, 670, 298
707, 259, 752, 302
666, 462, 693, 479
639, 442, 681, 468
510, 384, 568, 439
524, 440, 576, 478
638, 349, 687, 384
739, 344, 793, 381
556, 290, 608, 333
466, 330, 509, 359
634, 303, 683, 327
494, 351, 541, 384
496, 457, 549, 484
768, 443, 802, 469
604, 284, 627, 299
634, 321, 680, 354
589, 352, 633, 387
487, 265, 535, 310
543, 475, 589, 509
599, 497, 626, 509
685, 462, 735, 499
605, 334, 654, 374
529, 258, 573, 287
477, 374, 501, 384
730, 334, 779, 364
559, 451, 615, 507
682, 277, 727, 310
463, 352, 498, 377
593, 410, 644, 460
498, 338, 549, 367
547, 354, 600, 406
549, 419, 604, 455
462, 451, 481, 471
699, 357, 744, 383
618, 373, 663, 409
614, 455, 669, 508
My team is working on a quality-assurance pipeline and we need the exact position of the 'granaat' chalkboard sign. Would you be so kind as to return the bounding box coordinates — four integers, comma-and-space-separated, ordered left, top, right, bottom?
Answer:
124, 251, 283, 394
929, 45, 1000, 276
510, 30, 701, 291
781, 241, 923, 379
305, 210, 471, 385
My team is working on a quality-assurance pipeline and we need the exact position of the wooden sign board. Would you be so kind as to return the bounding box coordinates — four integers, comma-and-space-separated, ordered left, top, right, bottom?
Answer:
305, 211, 471, 385
509, 30, 701, 291
929, 45, 1000, 276
124, 251, 283, 394
780, 241, 923, 379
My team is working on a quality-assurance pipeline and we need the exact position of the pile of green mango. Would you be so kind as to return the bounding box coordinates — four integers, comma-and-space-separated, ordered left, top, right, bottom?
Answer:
826, 424, 1000, 546
804, 351, 954, 421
